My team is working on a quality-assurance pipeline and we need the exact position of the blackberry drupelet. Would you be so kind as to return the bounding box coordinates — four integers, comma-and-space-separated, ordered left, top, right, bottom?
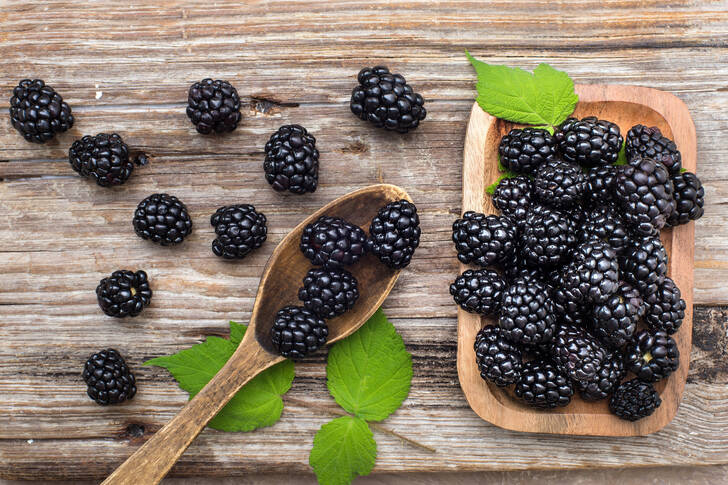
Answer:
625, 125, 682, 175
520, 205, 577, 268
474, 325, 523, 387
96, 270, 152, 318
514, 359, 574, 409
271, 306, 328, 359
9, 79, 74, 143
643, 277, 685, 334
610, 378, 661, 421
619, 236, 668, 296
186, 78, 241, 134
498, 128, 557, 174
367, 199, 421, 269
666, 171, 705, 226
591, 281, 643, 348
559, 240, 619, 305
263, 124, 319, 194
82, 349, 136, 405
300, 216, 367, 268
349, 66, 426, 133
577, 351, 626, 401
549, 324, 608, 383
585, 165, 618, 207
499, 277, 556, 346
625, 329, 680, 383
534, 159, 587, 209
449, 268, 506, 316
298, 267, 359, 319
69, 133, 148, 187
210, 204, 267, 259
492, 175, 533, 230
452, 211, 517, 267
556, 116, 623, 167
133, 193, 193, 246
577, 205, 630, 255
615, 156, 676, 236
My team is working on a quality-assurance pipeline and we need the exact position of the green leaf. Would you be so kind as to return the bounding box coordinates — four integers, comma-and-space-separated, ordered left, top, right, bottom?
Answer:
309, 416, 376, 485
326, 309, 413, 422
145, 322, 294, 432
533, 63, 579, 127
614, 141, 628, 166
680, 167, 688, 173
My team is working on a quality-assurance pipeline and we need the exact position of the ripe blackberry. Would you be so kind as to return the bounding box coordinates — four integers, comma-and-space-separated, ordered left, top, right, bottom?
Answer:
591, 281, 643, 348
498, 128, 557, 174
666, 171, 705, 226
577, 205, 630, 255
474, 325, 523, 387
610, 378, 661, 421
133, 193, 193, 246
349, 66, 426, 133
585, 165, 618, 207
514, 359, 574, 409
270, 306, 328, 359
492, 175, 533, 229
577, 351, 626, 401
615, 157, 676, 236
96, 270, 152, 318
499, 277, 556, 346
619, 236, 668, 296
534, 159, 587, 209
82, 349, 136, 405
520, 205, 577, 268
367, 199, 421, 269
643, 277, 685, 334
186, 78, 241, 134
210, 204, 267, 259
450, 268, 506, 316
263, 124, 319, 194
625, 330, 680, 383
300, 216, 367, 268
549, 324, 607, 383
9, 79, 74, 143
298, 267, 359, 319
452, 211, 517, 267
501, 252, 545, 285
555, 116, 623, 167
69, 133, 148, 187
625, 125, 682, 175
559, 241, 619, 305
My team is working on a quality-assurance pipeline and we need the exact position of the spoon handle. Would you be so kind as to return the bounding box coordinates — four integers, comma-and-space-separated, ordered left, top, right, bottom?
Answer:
102, 337, 281, 485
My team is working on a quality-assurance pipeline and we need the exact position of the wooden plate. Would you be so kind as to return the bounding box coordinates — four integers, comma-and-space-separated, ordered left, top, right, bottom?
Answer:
457, 85, 696, 436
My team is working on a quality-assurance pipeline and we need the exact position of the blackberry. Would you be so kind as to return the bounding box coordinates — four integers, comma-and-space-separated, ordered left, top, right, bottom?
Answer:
210, 204, 267, 259
263, 124, 319, 194
585, 165, 618, 207
591, 281, 643, 348
520, 205, 577, 268
619, 236, 668, 296
666, 171, 705, 226
577, 205, 630, 255
610, 378, 661, 421
186, 78, 241, 134
82, 349, 136, 405
558, 241, 619, 306
449, 268, 506, 316
367, 199, 421, 269
577, 351, 626, 401
625, 330, 680, 383
349, 66, 426, 133
514, 359, 574, 409
499, 277, 556, 346
474, 325, 523, 387
492, 175, 533, 230
643, 277, 685, 334
501, 252, 545, 285
625, 125, 682, 175
549, 324, 607, 383
270, 306, 328, 359
534, 159, 587, 209
69, 133, 148, 187
615, 157, 676, 236
498, 128, 557, 174
298, 267, 359, 319
300, 216, 367, 268
556, 116, 623, 167
452, 211, 516, 267
133, 193, 193, 246
96, 270, 152, 318
9, 79, 74, 143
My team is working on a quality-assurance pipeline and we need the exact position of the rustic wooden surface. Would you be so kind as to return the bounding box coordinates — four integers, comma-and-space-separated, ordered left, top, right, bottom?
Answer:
1, 0, 728, 480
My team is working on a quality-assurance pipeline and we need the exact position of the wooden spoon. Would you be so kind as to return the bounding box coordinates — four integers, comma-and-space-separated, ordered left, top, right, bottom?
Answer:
102, 183, 411, 485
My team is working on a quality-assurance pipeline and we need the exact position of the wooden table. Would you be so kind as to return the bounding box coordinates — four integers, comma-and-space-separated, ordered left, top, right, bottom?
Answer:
1, 1, 727, 480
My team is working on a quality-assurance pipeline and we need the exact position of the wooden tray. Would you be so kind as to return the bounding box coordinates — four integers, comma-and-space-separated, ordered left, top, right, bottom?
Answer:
457, 84, 696, 436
